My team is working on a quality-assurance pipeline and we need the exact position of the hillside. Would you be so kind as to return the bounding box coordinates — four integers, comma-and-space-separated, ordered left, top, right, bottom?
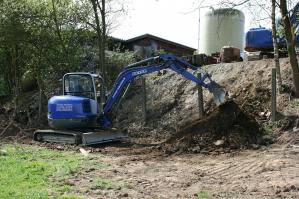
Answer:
115, 58, 298, 152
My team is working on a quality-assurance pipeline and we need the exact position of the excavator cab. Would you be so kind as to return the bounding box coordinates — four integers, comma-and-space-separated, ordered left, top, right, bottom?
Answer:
64, 73, 101, 101
47, 73, 103, 129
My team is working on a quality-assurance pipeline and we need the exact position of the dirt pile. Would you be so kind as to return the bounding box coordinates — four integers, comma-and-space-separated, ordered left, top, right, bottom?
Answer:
163, 100, 263, 153
116, 58, 298, 150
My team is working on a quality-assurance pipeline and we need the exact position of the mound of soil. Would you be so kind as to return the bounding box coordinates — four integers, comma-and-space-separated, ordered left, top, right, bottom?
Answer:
114, 58, 297, 149
163, 100, 263, 154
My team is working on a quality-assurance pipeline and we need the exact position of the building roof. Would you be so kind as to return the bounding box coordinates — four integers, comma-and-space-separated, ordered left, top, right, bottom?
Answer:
125, 34, 196, 51
108, 36, 126, 43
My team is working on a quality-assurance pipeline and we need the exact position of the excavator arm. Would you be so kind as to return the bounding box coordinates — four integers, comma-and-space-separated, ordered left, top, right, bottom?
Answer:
101, 54, 226, 128
290, 2, 299, 30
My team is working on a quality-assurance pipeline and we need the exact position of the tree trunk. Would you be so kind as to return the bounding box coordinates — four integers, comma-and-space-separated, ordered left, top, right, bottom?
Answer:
51, 0, 71, 69
279, 0, 299, 97
100, 0, 107, 87
90, 0, 105, 112
12, 45, 20, 119
271, 0, 282, 92
36, 72, 43, 122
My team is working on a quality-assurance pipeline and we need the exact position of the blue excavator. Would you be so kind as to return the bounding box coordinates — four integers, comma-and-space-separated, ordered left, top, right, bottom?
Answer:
33, 54, 226, 145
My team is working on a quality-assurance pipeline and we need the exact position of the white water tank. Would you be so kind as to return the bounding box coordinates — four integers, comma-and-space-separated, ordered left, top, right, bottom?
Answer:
199, 8, 245, 55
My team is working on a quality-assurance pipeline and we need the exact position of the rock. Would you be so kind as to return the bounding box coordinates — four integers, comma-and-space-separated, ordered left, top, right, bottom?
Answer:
293, 127, 299, 133
56, 146, 63, 150
79, 148, 91, 156
259, 112, 265, 117
191, 146, 201, 153
290, 185, 297, 190
214, 140, 225, 146
251, 144, 260, 149
283, 186, 291, 192
121, 193, 129, 197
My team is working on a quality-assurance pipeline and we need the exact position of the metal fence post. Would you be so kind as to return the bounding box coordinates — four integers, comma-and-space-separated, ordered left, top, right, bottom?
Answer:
141, 77, 147, 123
271, 68, 277, 122
197, 73, 204, 118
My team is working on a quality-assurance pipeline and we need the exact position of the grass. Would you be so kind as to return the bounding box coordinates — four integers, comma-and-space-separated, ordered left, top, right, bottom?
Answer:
0, 144, 106, 199
92, 177, 116, 189
92, 176, 129, 190
196, 191, 210, 199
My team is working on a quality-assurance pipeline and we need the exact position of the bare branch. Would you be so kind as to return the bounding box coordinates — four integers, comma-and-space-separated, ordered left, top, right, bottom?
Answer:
222, 0, 250, 8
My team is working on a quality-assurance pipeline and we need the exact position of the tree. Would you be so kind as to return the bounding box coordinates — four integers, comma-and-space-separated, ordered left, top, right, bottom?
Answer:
88, 0, 126, 111
271, 0, 282, 91
0, 0, 31, 117
89, 0, 106, 112
0, 0, 93, 123
279, 0, 299, 96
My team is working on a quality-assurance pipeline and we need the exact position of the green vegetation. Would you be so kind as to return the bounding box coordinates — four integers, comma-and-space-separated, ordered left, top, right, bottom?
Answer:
0, 144, 105, 198
92, 177, 118, 189
262, 122, 278, 134
91, 175, 130, 190
291, 99, 299, 107
196, 191, 210, 199
0, 0, 131, 123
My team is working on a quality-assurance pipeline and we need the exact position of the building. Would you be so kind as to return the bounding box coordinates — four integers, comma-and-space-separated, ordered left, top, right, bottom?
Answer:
108, 34, 196, 56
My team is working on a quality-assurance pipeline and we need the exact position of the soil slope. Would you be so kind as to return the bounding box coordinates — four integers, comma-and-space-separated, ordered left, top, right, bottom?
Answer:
116, 58, 298, 148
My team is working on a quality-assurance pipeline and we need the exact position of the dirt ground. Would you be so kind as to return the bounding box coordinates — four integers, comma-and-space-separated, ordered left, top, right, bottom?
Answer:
1, 58, 299, 198
59, 132, 299, 199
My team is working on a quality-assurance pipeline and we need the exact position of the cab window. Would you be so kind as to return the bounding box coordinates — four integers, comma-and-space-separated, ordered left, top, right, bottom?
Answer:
64, 74, 95, 99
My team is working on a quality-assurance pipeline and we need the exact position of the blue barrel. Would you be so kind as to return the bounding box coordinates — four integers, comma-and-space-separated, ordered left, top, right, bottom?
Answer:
245, 28, 273, 52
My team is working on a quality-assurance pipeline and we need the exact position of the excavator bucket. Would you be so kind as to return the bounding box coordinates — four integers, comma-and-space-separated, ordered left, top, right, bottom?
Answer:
207, 81, 227, 106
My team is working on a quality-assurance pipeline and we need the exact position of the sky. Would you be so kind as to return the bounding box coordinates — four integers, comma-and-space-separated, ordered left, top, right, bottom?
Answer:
111, 0, 273, 49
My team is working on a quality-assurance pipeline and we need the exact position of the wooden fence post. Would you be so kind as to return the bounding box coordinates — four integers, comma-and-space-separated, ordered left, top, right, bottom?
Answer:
271, 68, 277, 122
141, 77, 147, 123
197, 73, 204, 118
